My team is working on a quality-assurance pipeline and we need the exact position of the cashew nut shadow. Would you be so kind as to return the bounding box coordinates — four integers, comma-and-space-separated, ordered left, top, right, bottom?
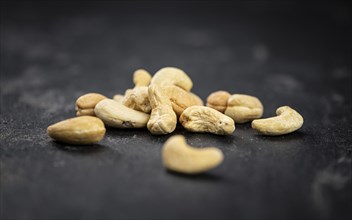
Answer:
166, 170, 224, 182
50, 140, 108, 155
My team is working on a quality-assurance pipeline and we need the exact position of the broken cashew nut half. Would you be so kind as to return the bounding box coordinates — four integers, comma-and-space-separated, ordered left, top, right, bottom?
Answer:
251, 106, 303, 135
162, 135, 224, 174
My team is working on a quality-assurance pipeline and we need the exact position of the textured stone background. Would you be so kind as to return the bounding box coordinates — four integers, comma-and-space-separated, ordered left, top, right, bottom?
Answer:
1, 1, 351, 219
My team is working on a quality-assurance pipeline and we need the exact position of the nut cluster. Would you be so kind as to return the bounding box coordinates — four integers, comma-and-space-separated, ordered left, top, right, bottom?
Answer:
47, 67, 304, 175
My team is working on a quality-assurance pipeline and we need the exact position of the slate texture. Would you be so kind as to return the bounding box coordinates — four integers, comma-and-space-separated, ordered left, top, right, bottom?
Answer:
1, 2, 351, 220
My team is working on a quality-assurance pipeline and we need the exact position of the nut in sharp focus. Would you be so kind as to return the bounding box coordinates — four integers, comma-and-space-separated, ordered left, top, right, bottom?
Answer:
122, 86, 151, 113
147, 85, 177, 135
180, 106, 235, 135
251, 106, 303, 135
94, 99, 150, 128
224, 94, 263, 123
163, 85, 203, 116
206, 90, 231, 113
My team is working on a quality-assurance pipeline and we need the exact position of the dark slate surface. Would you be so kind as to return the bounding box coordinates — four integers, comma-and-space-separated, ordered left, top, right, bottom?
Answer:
1, 1, 351, 220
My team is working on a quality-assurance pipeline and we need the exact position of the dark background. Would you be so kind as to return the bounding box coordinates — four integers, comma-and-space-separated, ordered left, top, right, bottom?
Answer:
1, 1, 351, 220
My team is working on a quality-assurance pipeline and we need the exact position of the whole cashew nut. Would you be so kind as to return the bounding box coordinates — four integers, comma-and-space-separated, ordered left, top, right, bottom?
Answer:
180, 106, 235, 135
75, 93, 107, 116
224, 94, 263, 123
95, 99, 150, 128
163, 85, 203, 116
251, 106, 303, 135
150, 67, 193, 91
147, 85, 177, 135
162, 135, 224, 174
206, 90, 231, 113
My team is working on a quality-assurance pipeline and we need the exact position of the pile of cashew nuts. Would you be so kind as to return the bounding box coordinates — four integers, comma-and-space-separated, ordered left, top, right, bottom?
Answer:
48, 67, 304, 175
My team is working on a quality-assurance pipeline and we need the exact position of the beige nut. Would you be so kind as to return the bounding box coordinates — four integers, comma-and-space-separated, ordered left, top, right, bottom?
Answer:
147, 85, 177, 135
122, 86, 151, 113
180, 106, 235, 135
224, 94, 263, 123
206, 90, 231, 113
47, 116, 106, 145
76, 108, 95, 117
95, 99, 150, 128
190, 92, 204, 106
163, 85, 203, 116
76, 93, 107, 109
150, 67, 193, 91
133, 69, 152, 87
75, 93, 107, 116
113, 94, 124, 103
162, 135, 224, 174
251, 106, 303, 135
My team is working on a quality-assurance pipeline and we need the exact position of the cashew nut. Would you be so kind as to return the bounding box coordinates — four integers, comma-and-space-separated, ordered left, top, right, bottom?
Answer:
206, 90, 231, 113
251, 106, 303, 135
179, 106, 235, 135
147, 85, 177, 135
162, 135, 224, 174
150, 67, 193, 91
94, 99, 150, 128
224, 94, 263, 123
47, 116, 106, 145
133, 69, 152, 87
190, 92, 204, 106
76, 108, 95, 117
75, 93, 107, 116
122, 86, 151, 113
113, 94, 124, 103
163, 85, 203, 116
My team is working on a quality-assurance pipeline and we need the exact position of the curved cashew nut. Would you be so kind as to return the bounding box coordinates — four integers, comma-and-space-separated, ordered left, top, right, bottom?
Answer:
147, 85, 177, 135
95, 99, 150, 128
150, 67, 193, 91
224, 94, 263, 123
251, 106, 303, 135
179, 106, 235, 135
162, 135, 224, 174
